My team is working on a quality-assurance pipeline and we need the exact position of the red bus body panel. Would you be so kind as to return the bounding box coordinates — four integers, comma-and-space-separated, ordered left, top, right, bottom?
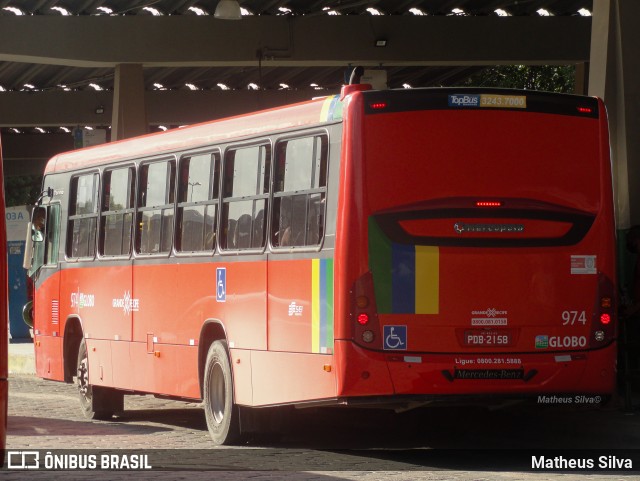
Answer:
335, 91, 616, 399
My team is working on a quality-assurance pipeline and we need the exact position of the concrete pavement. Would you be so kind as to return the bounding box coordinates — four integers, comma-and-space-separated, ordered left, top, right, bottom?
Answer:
7, 340, 35, 375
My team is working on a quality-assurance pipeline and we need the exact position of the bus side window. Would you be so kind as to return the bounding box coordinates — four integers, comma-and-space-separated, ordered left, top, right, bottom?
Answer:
176, 152, 219, 253
45, 204, 60, 265
221, 145, 270, 251
271, 135, 328, 249
136, 160, 175, 255
100, 167, 135, 257
66, 173, 99, 259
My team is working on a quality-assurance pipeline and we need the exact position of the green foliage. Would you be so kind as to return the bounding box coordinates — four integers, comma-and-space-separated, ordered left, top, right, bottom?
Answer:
460, 65, 576, 93
4, 175, 43, 207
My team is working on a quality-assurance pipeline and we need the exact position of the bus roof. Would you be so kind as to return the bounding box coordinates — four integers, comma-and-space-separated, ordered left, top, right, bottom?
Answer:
44, 94, 342, 174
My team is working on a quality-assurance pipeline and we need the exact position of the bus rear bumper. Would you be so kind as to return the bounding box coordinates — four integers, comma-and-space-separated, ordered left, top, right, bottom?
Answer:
335, 340, 616, 398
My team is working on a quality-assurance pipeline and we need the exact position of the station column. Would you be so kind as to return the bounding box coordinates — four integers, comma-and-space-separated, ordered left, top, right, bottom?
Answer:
589, 0, 640, 230
111, 63, 148, 141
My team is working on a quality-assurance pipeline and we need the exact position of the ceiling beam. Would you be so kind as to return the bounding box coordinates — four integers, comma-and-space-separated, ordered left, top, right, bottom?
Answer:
0, 15, 591, 68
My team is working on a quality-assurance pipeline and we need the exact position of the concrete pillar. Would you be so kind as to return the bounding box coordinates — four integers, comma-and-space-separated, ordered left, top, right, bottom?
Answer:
111, 63, 148, 141
588, 0, 640, 230
574, 62, 589, 95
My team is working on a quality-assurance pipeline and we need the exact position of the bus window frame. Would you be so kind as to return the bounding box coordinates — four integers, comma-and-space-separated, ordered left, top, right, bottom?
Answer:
174, 148, 221, 257
65, 171, 100, 262
98, 163, 137, 259
269, 130, 329, 253
219, 140, 271, 255
134, 156, 177, 258
43, 203, 61, 268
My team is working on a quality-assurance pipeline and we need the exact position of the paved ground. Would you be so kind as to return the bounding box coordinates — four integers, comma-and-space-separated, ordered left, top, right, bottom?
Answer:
3, 341, 640, 479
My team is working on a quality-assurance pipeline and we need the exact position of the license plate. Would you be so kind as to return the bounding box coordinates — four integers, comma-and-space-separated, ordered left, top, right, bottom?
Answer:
463, 329, 513, 347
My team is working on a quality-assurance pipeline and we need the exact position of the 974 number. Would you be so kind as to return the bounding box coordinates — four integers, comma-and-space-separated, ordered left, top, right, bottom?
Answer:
562, 310, 587, 326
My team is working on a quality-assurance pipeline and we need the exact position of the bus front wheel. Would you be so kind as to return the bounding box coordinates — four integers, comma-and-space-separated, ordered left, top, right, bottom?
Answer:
76, 338, 123, 420
203, 340, 240, 445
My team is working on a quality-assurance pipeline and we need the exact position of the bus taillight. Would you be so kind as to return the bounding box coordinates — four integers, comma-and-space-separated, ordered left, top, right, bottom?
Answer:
590, 274, 616, 348
351, 272, 381, 348
476, 201, 503, 207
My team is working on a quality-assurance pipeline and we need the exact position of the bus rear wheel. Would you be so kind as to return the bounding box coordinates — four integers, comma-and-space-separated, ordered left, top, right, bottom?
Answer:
203, 340, 240, 445
76, 338, 123, 420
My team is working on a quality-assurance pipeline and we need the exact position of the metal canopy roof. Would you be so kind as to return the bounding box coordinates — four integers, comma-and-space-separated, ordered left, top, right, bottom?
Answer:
0, 0, 592, 136
0, 1, 593, 90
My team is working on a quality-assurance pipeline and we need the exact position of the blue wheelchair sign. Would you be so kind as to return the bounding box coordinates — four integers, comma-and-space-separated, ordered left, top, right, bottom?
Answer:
383, 325, 407, 351
216, 267, 226, 302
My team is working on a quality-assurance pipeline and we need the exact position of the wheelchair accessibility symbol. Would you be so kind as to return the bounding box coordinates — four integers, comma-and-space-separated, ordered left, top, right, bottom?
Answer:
216, 267, 226, 302
383, 325, 407, 350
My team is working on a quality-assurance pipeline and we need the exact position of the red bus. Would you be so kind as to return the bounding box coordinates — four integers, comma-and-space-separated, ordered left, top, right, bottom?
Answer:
24, 85, 617, 445
0, 135, 8, 457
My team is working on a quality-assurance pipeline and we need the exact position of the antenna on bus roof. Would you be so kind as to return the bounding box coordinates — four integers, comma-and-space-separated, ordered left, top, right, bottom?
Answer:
348, 66, 365, 85
340, 66, 372, 100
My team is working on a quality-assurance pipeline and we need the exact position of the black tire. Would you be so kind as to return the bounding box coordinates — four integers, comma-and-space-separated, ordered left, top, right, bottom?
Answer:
76, 338, 123, 420
203, 340, 240, 445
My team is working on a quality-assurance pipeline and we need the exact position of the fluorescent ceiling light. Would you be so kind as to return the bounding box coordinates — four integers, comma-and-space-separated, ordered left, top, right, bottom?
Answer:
143, 6, 162, 15
51, 6, 71, 15
188, 6, 208, 15
3, 7, 24, 15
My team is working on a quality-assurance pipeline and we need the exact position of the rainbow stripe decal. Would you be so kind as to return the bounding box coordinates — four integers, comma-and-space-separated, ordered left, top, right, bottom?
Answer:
319, 96, 343, 123
369, 218, 439, 314
312, 258, 334, 353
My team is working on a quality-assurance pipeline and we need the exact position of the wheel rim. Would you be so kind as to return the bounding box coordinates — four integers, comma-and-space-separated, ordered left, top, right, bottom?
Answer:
77, 354, 90, 400
210, 361, 226, 425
